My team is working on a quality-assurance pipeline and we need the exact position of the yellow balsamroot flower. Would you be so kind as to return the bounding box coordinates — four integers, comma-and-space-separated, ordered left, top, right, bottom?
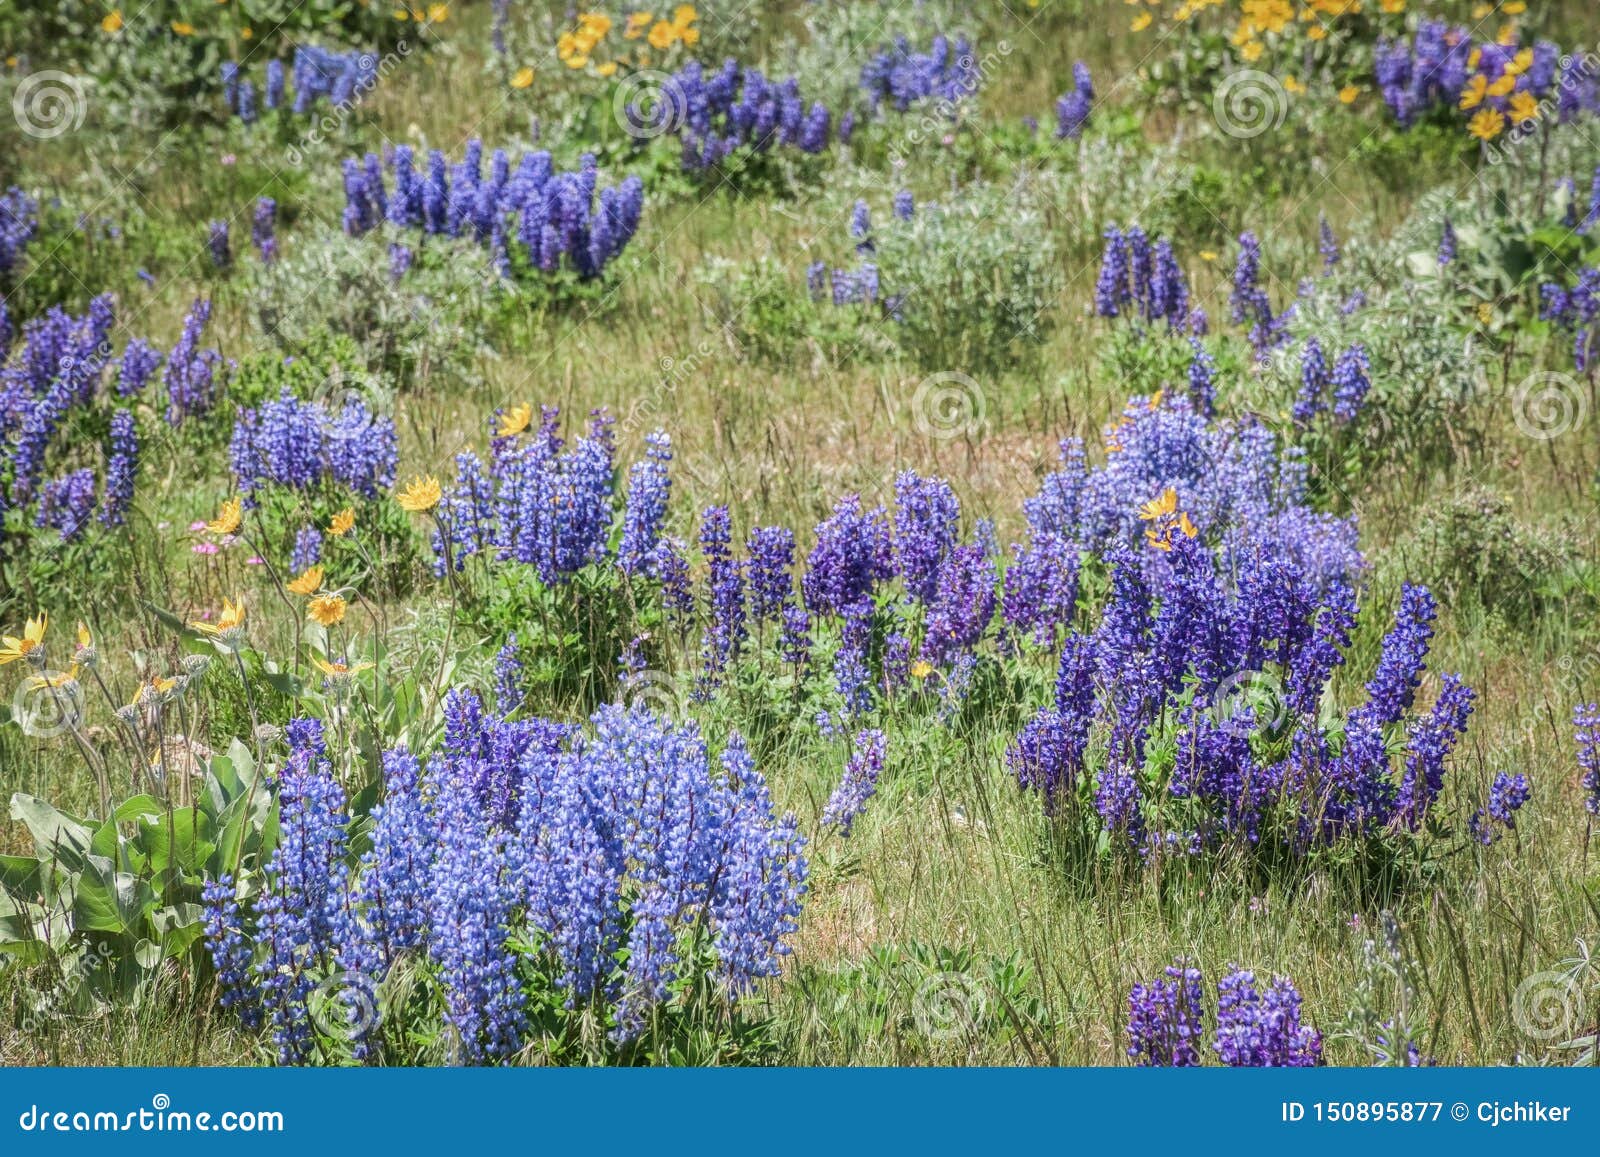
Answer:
328, 508, 356, 536
171, 21, 195, 36
1177, 511, 1198, 540
24, 665, 79, 693
102, 10, 123, 32
241, 27, 253, 38
1338, 85, 1359, 104
207, 497, 243, 535
625, 11, 653, 38
1131, 12, 1153, 30
1508, 91, 1539, 124
133, 674, 179, 708
564, 53, 590, 70
1306, 25, 1327, 41
1458, 74, 1488, 110
579, 12, 613, 37
397, 476, 442, 513
1239, 39, 1264, 62
1138, 488, 1179, 523
287, 566, 325, 597
648, 20, 677, 49
308, 595, 348, 628
428, 3, 449, 22
1506, 48, 1533, 77
1380, 0, 1405, 13
1485, 73, 1516, 99
910, 660, 934, 680
672, 4, 697, 25
314, 656, 373, 679
1504, 0, 1526, 12
1468, 106, 1505, 141
0, 612, 48, 666
1470, 2, 1492, 17
393, 8, 410, 20
498, 402, 533, 437
596, 60, 618, 78
1283, 76, 1304, 94
191, 598, 248, 648
1199, 249, 1218, 261
511, 67, 535, 89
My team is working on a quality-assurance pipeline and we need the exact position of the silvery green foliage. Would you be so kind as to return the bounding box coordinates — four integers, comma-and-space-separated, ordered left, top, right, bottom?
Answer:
247, 223, 498, 390
873, 182, 1061, 372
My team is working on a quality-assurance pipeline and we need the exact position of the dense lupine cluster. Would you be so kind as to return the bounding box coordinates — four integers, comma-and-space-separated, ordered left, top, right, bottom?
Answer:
1008, 528, 1473, 859
222, 47, 379, 122
1094, 226, 1192, 330
433, 407, 617, 583
859, 34, 980, 113
1374, 23, 1597, 136
340, 142, 644, 280
632, 60, 833, 169
0, 296, 166, 541
204, 698, 808, 1061
1129, 960, 1321, 1067
1293, 339, 1371, 425
1540, 268, 1600, 372
228, 387, 398, 501
1056, 61, 1095, 140
1022, 392, 1362, 587
161, 299, 228, 425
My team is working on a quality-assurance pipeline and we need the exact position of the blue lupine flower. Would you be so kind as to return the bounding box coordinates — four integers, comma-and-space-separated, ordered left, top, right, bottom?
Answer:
821, 728, 887, 836
618, 431, 671, 576
100, 409, 138, 528
1469, 771, 1531, 845
1576, 704, 1600, 817
1128, 960, 1205, 1066
1214, 968, 1322, 1067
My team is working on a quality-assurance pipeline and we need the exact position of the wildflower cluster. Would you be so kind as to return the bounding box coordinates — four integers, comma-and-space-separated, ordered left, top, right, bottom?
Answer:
222, 46, 380, 123
1375, 21, 1598, 141
227, 388, 399, 501
204, 698, 807, 1062
340, 142, 644, 280
1129, 959, 1321, 1067
1094, 225, 1193, 331
631, 60, 834, 170
859, 34, 980, 113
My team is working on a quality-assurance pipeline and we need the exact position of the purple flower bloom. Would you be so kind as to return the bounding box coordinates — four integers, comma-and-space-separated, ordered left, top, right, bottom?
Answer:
821, 728, 887, 835
1214, 968, 1322, 1067
1128, 960, 1205, 1066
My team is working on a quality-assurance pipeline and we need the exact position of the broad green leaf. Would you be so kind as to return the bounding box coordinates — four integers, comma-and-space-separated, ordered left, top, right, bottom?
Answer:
9, 794, 93, 869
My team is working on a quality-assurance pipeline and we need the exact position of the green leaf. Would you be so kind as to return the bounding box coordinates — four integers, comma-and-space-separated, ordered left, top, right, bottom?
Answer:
137, 808, 216, 875
73, 856, 156, 938
8, 794, 93, 869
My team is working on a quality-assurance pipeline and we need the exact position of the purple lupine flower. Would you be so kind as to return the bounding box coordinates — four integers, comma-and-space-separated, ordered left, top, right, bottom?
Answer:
618, 431, 671, 576
115, 338, 163, 397
252, 197, 278, 263
1214, 969, 1322, 1067
1469, 772, 1531, 845
493, 635, 523, 717
922, 543, 996, 666
893, 471, 959, 604
207, 220, 231, 269
1128, 960, 1205, 1066
803, 494, 894, 618
893, 189, 914, 220
1438, 218, 1456, 267
1575, 703, 1600, 817
1187, 338, 1217, 418
290, 525, 322, 574
746, 525, 796, 625
698, 505, 745, 690
100, 409, 138, 527
1293, 338, 1328, 424
1357, 584, 1436, 728
1318, 215, 1339, 271
1331, 344, 1371, 422
821, 728, 887, 835
35, 468, 96, 540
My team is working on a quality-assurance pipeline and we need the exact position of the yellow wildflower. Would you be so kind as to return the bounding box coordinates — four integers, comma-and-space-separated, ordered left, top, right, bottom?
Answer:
307, 595, 348, 628
191, 598, 247, 647
1338, 85, 1359, 104
1132, 12, 1153, 30
511, 67, 535, 89
287, 566, 325, 597
0, 613, 48, 666
498, 402, 533, 437
328, 508, 356, 537
207, 497, 243, 535
397, 476, 442, 513
1508, 91, 1539, 123
101, 10, 123, 33
1468, 106, 1505, 140
171, 21, 195, 36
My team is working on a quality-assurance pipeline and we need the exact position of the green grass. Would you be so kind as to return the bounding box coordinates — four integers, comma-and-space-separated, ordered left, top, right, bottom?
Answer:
3, 0, 1600, 1066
